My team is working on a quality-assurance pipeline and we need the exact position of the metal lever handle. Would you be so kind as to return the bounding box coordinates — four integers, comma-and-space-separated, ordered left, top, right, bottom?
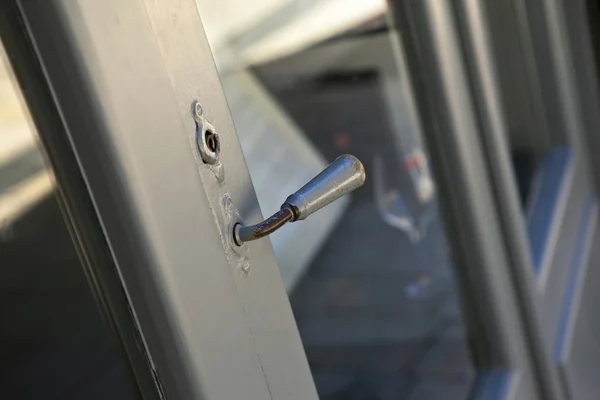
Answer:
233, 154, 366, 246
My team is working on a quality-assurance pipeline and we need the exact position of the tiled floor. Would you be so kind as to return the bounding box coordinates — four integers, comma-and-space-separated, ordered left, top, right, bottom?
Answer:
0, 32, 473, 398
290, 202, 472, 399
257, 49, 475, 398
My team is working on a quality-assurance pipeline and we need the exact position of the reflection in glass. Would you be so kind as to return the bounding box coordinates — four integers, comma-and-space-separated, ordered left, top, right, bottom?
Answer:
0, 42, 139, 399
196, 0, 474, 398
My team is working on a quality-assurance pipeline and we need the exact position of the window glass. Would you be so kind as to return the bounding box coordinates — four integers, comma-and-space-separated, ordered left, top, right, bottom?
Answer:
0, 41, 139, 400
196, 1, 475, 398
486, 2, 572, 273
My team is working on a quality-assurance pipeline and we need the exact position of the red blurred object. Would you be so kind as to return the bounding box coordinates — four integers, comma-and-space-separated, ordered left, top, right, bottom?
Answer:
333, 132, 351, 151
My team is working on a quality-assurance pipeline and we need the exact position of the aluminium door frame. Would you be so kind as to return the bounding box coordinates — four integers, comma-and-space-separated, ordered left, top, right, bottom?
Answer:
548, 0, 600, 195
390, 0, 600, 399
7, 0, 598, 399
469, 0, 600, 398
0, 4, 160, 399
0, 1, 318, 399
451, 0, 600, 399
450, 0, 569, 399
389, 1, 561, 399
512, 0, 600, 398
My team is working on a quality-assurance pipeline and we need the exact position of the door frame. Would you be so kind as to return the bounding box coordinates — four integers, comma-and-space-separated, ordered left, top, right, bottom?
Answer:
389, 1, 545, 397
389, 0, 600, 399
0, 4, 160, 399
0, 1, 317, 399
5, 0, 600, 399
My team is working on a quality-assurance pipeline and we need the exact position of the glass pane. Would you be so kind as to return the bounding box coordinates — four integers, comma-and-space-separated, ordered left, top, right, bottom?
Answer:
484, 3, 570, 210
197, 1, 474, 398
485, 2, 572, 274
0, 42, 139, 399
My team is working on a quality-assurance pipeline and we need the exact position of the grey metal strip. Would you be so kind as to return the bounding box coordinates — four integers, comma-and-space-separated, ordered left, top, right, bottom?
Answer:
560, 0, 600, 195
15, 0, 317, 398
0, 2, 159, 397
388, 0, 540, 397
453, 0, 566, 398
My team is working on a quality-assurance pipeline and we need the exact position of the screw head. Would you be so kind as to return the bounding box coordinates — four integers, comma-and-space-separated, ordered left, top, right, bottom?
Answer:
192, 103, 220, 165
192, 100, 204, 124
241, 257, 251, 273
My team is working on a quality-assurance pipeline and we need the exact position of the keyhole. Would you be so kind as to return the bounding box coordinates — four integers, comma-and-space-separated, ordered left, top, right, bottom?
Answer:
205, 130, 218, 154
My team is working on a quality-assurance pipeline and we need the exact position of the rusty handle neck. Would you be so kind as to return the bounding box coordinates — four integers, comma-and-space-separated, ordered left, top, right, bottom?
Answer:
232, 154, 365, 246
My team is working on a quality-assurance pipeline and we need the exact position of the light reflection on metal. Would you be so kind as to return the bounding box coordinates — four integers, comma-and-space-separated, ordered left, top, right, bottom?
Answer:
193, 100, 220, 165
233, 154, 365, 246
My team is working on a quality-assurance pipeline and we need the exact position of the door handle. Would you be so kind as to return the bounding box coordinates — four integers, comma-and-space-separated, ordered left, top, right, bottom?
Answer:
233, 154, 366, 246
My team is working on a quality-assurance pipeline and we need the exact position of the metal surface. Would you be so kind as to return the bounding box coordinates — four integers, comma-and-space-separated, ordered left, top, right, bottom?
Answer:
0, 3, 160, 398
13, 0, 318, 399
192, 100, 220, 164
388, 0, 540, 398
234, 207, 294, 245
561, 0, 600, 195
513, 0, 600, 398
219, 69, 347, 291
234, 154, 365, 245
284, 154, 365, 220
389, 0, 600, 398
454, 0, 565, 398
549, 0, 600, 397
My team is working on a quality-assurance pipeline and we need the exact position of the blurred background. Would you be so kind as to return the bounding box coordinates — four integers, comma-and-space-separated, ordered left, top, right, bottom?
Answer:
4, 0, 597, 398
194, 1, 472, 399
0, 1, 471, 397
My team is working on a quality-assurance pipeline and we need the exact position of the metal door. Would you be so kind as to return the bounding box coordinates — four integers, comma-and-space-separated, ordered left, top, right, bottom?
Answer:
390, 0, 600, 399
0, 0, 318, 399
0, 0, 545, 399
1, 0, 481, 398
5, 0, 600, 399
